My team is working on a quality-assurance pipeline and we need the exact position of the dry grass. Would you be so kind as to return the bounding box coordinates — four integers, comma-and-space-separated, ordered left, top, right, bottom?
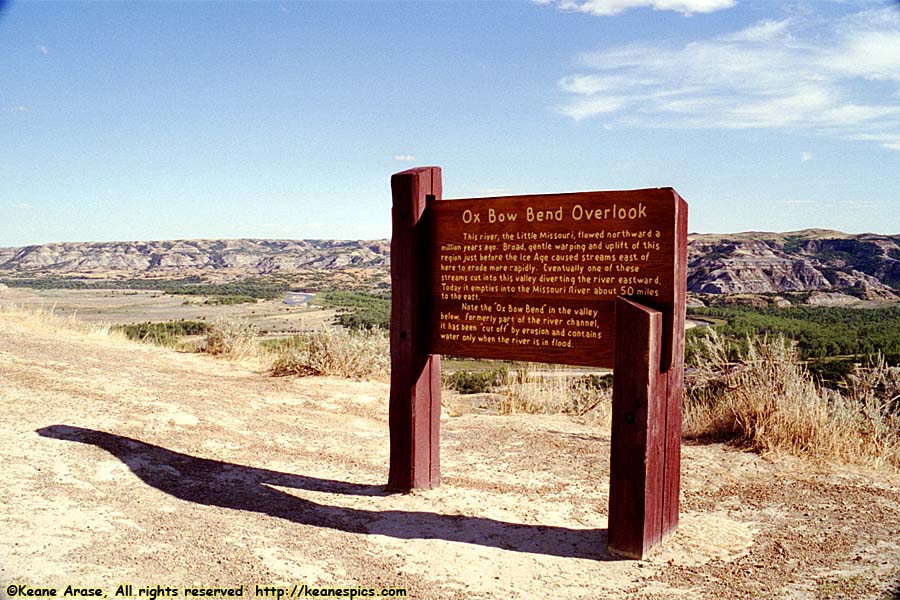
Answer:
202, 316, 260, 360
0, 302, 123, 341
269, 327, 389, 380
685, 329, 900, 469
499, 366, 612, 423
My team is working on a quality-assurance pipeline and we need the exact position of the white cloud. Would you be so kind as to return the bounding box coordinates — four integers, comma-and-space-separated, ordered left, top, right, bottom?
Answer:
36, 45, 48, 55
826, 31, 900, 82
10, 106, 30, 113
558, 73, 659, 95
560, 96, 625, 120
721, 19, 793, 43
783, 199, 816, 205
555, 7, 900, 150
13, 203, 33, 209
541, 0, 735, 17
801, 152, 813, 162
393, 155, 417, 162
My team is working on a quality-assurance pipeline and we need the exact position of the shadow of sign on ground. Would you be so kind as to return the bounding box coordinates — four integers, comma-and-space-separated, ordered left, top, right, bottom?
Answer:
36, 424, 617, 562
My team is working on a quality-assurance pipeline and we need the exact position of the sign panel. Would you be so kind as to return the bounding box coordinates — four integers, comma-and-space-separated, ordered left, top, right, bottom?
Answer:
429, 188, 681, 367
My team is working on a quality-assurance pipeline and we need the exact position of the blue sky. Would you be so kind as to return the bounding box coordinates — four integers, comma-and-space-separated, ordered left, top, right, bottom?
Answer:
1, 0, 899, 246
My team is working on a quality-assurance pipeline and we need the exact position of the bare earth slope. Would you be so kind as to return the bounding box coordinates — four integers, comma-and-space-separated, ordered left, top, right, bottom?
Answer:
1, 313, 900, 598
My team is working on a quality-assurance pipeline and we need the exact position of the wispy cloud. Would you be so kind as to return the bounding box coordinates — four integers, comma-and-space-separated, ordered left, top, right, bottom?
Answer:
10, 106, 30, 113
720, 18, 793, 43
36, 45, 48, 55
393, 155, 417, 162
538, 0, 735, 17
556, 7, 900, 151
13, 203, 33, 210
801, 152, 813, 162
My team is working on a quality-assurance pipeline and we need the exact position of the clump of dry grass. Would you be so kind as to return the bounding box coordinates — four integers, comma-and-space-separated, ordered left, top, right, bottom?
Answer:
499, 366, 612, 423
843, 356, 900, 463
0, 303, 122, 341
269, 327, 389, 380
685, 329, 900, 469
203, 316, 259, 360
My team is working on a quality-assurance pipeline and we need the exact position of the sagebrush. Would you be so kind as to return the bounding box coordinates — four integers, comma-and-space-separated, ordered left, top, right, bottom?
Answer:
204, 316, 259, 359
269, 327, 389, 380
500, 367, 612, 420
685, 329, 900, 469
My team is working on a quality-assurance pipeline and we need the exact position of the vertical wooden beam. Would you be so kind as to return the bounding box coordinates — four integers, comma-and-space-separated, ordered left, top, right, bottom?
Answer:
388, 166, 442, 492
661, 193, 688, 539
608, 297, 665, 559
608, 193, 686, 558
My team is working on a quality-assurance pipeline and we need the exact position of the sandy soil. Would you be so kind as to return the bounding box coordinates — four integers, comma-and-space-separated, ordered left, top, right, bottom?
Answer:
1, 310, 900, 599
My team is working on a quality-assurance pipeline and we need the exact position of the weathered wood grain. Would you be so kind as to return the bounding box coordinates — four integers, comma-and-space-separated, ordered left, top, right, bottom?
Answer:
388, 167, 442, 492
608, 297, 664, 559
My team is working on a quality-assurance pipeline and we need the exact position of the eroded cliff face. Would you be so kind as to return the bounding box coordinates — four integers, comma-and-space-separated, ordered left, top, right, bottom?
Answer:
1, 230, 899, 299
0, 239, 390, 280
688, 230, 900, 299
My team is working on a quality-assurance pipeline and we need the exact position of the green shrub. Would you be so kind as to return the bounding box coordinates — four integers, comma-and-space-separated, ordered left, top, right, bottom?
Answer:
443, 368, 508, 394
687, 304, 900, 360
313, 291, 391, 330
203, 295, 257, 305
118, 320, 210, 346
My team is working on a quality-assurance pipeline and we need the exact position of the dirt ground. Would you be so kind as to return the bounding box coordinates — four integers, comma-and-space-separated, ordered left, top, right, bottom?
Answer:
1, 308, 900, 599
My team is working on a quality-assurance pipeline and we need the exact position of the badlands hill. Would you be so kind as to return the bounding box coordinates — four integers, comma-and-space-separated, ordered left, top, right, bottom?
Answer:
0, 239, 390, 281
1, 229, 899, 299
688, 229, 900, 299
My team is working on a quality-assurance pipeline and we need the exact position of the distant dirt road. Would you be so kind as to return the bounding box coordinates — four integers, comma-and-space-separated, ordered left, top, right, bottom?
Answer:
1, 309, 899, 598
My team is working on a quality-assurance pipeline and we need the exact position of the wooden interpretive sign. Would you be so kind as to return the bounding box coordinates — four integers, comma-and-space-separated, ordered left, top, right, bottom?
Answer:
389, 166, 688, 561
429, 189, 682, 368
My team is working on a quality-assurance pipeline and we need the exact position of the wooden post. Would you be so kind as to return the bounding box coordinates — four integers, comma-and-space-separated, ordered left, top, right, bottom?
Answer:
662, 194, 688, 538
608, 192, 687, 559
608, 297, 664, 559
387, 167, 442, 492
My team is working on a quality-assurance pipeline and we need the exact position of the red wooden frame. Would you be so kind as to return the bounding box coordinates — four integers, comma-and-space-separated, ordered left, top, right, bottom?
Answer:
389, 166, 687, 559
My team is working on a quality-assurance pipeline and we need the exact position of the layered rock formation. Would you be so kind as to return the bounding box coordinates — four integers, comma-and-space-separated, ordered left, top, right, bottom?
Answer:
0, 239, 390, 279
1, 230, 899, 299
687, 229, 900, 299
